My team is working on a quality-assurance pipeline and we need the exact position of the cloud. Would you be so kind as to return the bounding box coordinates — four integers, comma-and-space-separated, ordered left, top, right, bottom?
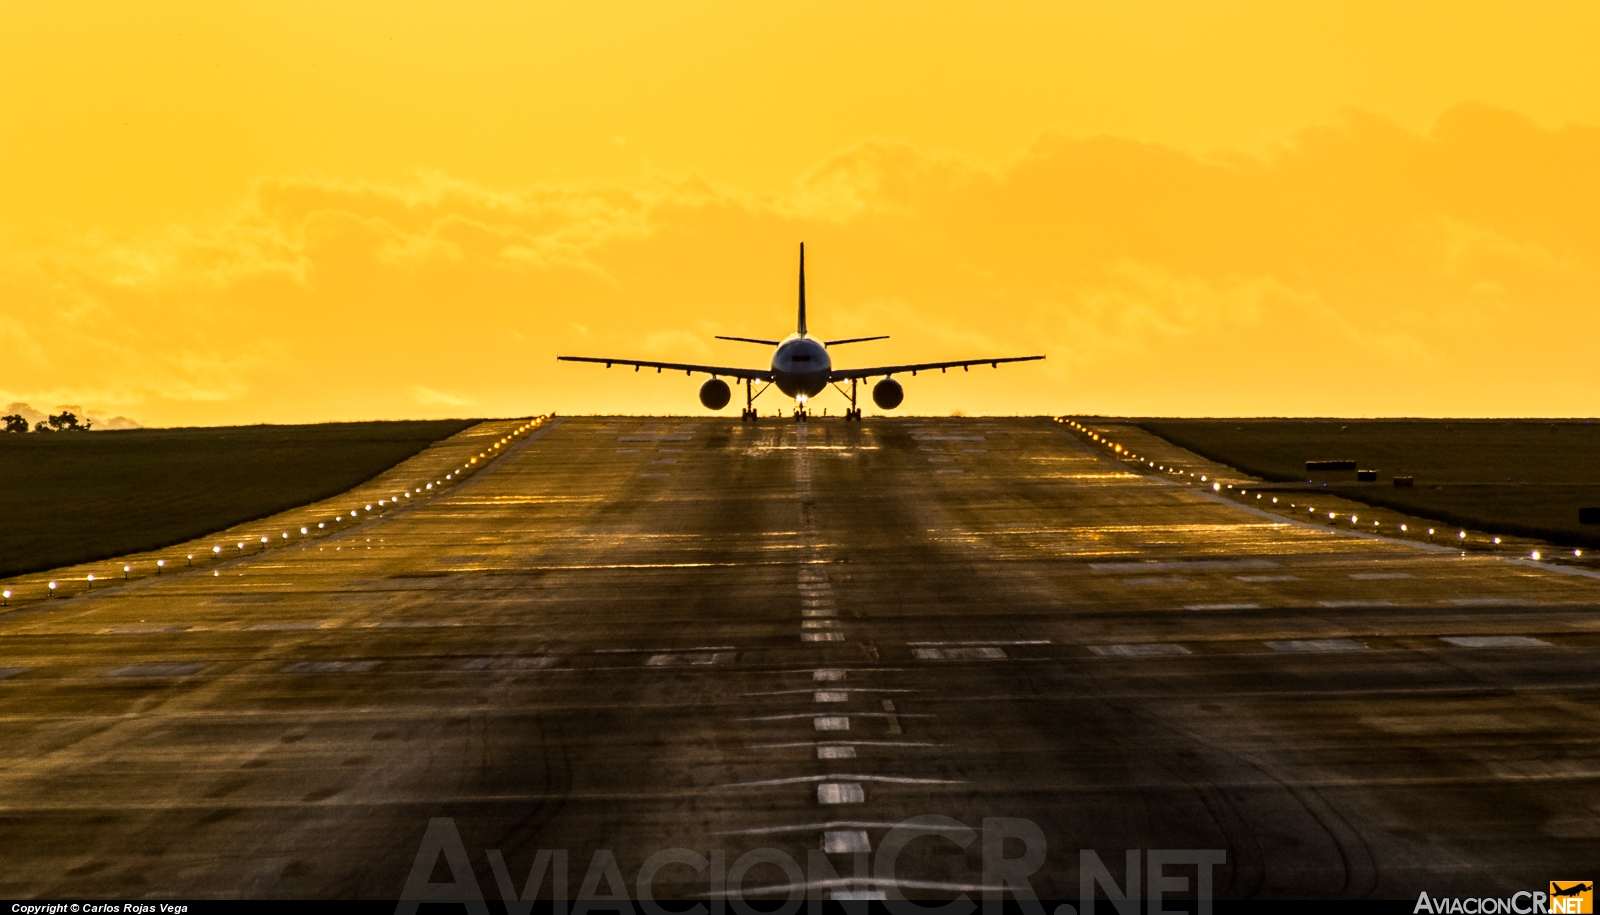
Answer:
413, 386, 474, 407
0, 402, 141, 430
0, 102, 1597, 422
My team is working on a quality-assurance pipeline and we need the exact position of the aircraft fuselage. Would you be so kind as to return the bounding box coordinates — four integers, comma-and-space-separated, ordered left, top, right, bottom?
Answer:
771, 334, 831, 399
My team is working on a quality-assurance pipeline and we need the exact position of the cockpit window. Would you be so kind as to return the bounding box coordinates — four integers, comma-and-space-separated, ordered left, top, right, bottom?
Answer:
791, 354, 812, 362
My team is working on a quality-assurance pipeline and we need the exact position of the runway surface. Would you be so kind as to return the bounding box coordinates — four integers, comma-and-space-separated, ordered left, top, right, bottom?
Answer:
2, 416, 1598, 901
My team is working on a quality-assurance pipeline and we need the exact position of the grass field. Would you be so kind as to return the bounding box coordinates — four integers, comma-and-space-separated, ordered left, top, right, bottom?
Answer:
1136, 419, 1600, 547
0, 420, 476, 578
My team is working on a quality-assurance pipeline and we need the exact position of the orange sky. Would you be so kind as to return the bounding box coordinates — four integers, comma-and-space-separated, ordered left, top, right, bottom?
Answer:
3, 2, 1599, 425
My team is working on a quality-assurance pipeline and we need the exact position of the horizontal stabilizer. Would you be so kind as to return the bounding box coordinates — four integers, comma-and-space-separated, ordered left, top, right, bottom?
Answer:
823, 335, 889, 346
715, 335, 782, 346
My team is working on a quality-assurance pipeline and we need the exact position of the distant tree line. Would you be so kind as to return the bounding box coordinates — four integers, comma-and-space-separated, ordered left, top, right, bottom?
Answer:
2, 411, 92, 433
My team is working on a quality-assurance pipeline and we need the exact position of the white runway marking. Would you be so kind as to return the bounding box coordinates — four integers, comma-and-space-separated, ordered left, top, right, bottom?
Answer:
595, 646, 736, 653
908, 640, 1049, 646
802, 620, 842, 629
814, 690, 848, 703
817, 746, 856, 759
1122, 577, 1188, 585
618, 435, 692, 442
0, 668, 33, 680
1440, 635, 1551, 648
245, 622, 324, 631
742, 689, 915, 697
281, 660, 381, 674
645, 651, 736, 666
723, 774, 960, 789
1093, 559, 1279, 572
815, 717, 850, 731
802, 632, 845, 642
818, 783, 865, 805
104, 624, 191, 634
639, 473, 670, 478
913, 646, 1006, 660
105, 663, 206, 678
1185, 603, 1261, 611
802, 608, 838, 618
1448, 598, 1534, 607
364, 620, 459, 629
825, 830, 872, 853
1089, 644, 1191, 657
1238, 574, 1300, 582
934, 469, 965, 474
1266, 639, 1367, 652
746, 741, 938, 751
1316, 600, 1396, 608
1350, 572, 1415, 580
711, 819, 969, 837
461, 657, 555, 671
813, 669, 845, 681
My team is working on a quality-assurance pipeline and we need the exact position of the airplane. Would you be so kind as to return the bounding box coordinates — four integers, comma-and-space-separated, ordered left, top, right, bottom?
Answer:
557, 244, 1044, 421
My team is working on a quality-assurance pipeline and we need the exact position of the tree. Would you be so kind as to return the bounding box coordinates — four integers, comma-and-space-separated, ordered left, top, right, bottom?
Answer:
43, 412, 89, 432
2, 414, 27, 433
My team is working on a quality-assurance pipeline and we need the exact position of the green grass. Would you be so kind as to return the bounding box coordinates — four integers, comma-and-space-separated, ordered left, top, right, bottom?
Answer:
0, 420, 476, 578
1135, 419, 1600, 547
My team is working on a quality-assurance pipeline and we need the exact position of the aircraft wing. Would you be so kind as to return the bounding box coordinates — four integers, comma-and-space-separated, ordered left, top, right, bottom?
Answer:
829, 355, 1044, 381
556, 355, 772, 382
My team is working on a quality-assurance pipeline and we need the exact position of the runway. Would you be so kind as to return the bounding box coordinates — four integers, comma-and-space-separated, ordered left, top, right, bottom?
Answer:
2, 416, 1597, 901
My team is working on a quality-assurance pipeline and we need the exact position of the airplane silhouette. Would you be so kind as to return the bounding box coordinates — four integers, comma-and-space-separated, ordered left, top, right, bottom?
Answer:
558, 244, 1043, 421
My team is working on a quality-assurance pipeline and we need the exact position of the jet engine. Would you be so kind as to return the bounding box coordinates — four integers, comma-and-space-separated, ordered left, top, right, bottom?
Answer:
872, 378, 904, 410
699, 378, 731, 410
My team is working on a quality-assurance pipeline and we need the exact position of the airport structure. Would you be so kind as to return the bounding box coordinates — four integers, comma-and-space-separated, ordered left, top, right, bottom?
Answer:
0, 415, 1596, 903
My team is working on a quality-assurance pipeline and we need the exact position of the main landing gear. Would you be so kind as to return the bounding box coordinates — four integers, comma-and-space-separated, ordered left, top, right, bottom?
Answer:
835, 378, 863, 422
740, 378, 770, 423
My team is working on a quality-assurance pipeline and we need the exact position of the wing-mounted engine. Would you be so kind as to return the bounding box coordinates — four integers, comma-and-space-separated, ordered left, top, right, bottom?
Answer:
872, 378, 904, 410
699, 379, 731, 410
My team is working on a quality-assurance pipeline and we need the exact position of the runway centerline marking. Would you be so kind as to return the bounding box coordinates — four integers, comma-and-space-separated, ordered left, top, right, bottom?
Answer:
719, 774, 963, 789
825, 830, 872, 853
817, 783, 865, 805
908, 640, 1049, 646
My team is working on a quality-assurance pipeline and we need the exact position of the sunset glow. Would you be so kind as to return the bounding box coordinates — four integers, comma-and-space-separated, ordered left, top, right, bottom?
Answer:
3, 2, 1599, 424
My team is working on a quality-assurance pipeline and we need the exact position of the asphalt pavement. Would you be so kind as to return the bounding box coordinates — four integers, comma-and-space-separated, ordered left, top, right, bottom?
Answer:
2, 416, 1596, 902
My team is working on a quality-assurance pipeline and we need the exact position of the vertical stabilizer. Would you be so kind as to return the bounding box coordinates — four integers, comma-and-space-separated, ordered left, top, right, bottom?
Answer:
797, 243, 807, 336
